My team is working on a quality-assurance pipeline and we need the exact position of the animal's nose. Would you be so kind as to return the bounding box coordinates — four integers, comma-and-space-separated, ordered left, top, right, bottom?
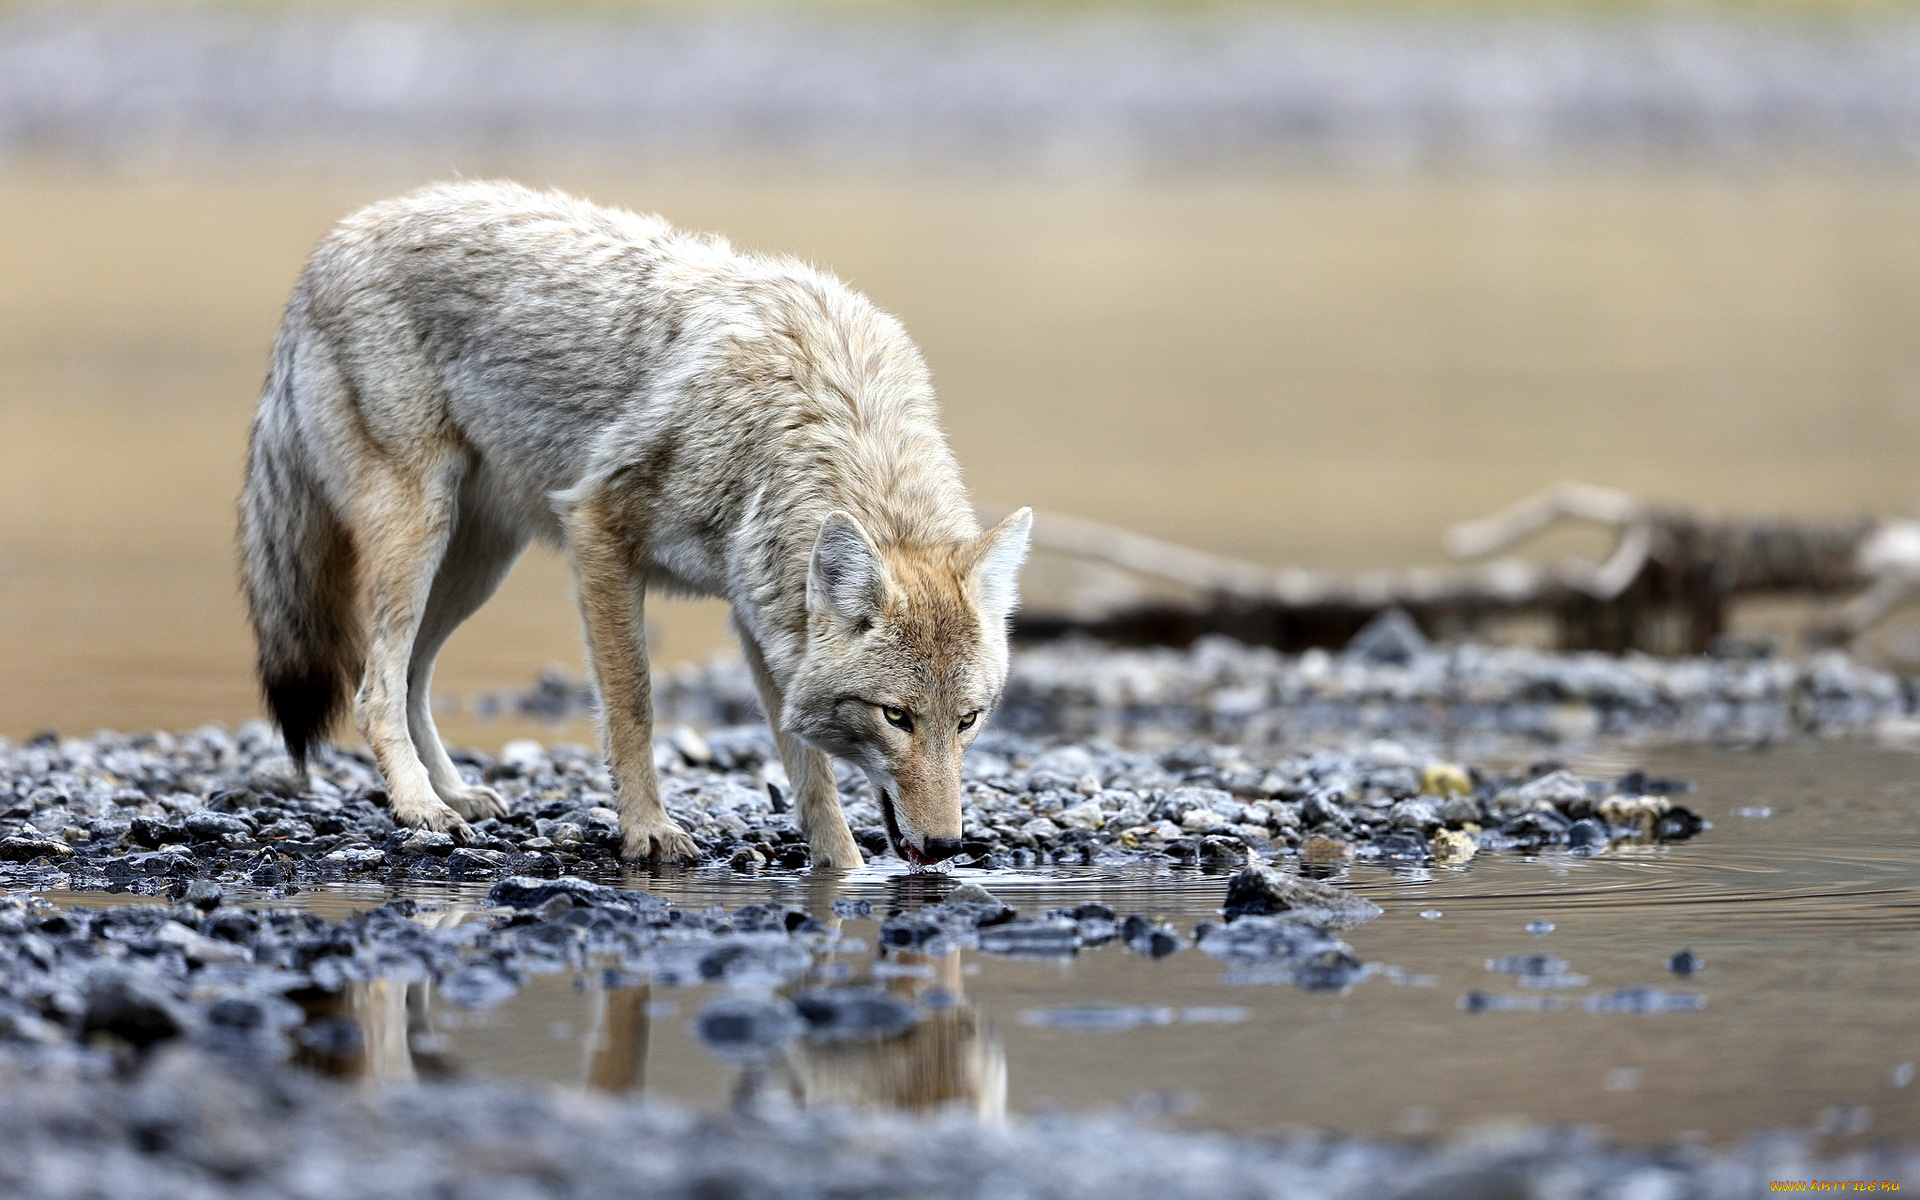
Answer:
919, 836, 963, 863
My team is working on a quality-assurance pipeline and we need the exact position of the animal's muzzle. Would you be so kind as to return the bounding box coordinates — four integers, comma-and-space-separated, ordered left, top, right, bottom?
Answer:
878, 788, 963, 866
917, 836, 963, 863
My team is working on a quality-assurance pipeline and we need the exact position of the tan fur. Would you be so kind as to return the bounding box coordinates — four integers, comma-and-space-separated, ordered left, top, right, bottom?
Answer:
240, 180, 1030, 867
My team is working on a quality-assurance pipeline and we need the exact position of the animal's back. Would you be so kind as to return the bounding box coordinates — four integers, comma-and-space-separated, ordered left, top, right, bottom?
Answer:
297, 182, 966, 541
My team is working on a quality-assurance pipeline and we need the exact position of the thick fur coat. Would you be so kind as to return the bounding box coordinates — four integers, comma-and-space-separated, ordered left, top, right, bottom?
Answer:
241, 181, 1029, 867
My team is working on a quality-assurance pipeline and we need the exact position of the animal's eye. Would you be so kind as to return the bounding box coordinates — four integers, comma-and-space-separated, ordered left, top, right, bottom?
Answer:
881, 705, 914, 732
957, 711, 979, 732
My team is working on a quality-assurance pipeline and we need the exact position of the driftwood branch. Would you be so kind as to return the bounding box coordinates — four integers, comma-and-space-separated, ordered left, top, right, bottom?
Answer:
1008, 485, 1905, 657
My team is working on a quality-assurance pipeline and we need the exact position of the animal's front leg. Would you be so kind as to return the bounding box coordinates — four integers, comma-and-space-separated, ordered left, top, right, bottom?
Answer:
736, 623, 864, 870
565, 496, 699, 865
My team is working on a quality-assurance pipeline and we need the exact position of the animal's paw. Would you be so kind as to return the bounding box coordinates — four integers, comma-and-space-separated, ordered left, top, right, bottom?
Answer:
394, 798, 475, 842
808, 829, 865, 871
621, 816, 700, 864
442, 784, 509, 823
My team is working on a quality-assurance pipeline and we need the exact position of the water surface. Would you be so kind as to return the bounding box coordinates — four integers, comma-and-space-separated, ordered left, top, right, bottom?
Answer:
49, 741, 1920, 1147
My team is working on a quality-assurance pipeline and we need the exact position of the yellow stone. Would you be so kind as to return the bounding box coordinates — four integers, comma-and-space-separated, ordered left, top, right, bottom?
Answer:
1430, 828, 1478, 863
1301, 833, 1355, 863
1420, 763, 1472, 797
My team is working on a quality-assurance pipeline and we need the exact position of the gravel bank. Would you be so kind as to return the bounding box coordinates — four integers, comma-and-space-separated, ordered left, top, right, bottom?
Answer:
0, 715, 1703, 891
607, 638, 1920, 749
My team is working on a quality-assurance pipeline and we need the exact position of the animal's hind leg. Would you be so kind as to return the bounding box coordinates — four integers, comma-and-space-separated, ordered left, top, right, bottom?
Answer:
407, 506, 526, 823
348, 457, 473, 837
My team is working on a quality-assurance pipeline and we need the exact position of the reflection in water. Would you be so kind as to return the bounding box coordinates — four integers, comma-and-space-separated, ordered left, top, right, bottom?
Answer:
583, 983, 650, 1094
257, 744, 1920, 1145
293, 886, 1006, 1121
789, 950, 1005, 1119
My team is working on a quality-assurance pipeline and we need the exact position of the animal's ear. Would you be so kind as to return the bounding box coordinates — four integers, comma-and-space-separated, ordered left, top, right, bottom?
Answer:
808, 511, 890, 632
971, 507, 1033, 623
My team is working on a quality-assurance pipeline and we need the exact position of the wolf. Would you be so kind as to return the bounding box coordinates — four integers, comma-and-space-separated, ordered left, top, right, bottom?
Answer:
240, 180, 1030, 868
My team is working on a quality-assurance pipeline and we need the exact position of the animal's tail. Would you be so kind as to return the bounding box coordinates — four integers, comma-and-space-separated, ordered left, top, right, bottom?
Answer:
240, 321, 361, 768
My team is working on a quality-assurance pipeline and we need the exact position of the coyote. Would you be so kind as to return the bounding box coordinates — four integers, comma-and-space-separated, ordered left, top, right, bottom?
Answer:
240, 181, 1030, 867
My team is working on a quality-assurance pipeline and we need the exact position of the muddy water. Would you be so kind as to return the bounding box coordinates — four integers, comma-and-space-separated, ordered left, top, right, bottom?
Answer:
51, 741, 1920, 1147
7, 169, 1920, 741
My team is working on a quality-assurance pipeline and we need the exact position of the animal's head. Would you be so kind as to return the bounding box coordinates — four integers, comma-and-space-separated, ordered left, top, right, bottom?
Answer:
784, 507, 1033, 866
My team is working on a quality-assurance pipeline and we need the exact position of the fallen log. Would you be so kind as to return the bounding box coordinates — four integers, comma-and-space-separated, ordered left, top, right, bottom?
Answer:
1009, 484, 1908, 656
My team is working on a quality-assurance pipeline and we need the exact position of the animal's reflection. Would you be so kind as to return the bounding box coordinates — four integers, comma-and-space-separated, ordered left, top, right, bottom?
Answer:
295, 882, 1007, 1119
782, 945, 1005, 1118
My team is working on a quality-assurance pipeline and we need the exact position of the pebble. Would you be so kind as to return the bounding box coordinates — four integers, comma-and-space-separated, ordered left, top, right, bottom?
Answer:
694, 994, 804, 1062
792, 987, 919, 1042
1019, 1004, 1245, 1032
1582, 987, 1706, 1014
1221, 865, 1382, 928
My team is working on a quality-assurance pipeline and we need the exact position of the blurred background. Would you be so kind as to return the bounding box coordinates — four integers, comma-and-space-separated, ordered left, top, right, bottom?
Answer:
4, 0, 1920, 744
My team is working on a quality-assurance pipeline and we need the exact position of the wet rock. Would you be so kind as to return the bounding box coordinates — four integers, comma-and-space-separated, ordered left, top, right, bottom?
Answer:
728, 846, 765, 871
154, 922, 248, 966
1565, 817, 1610, 850
396, 829, 456, 855
438, 959, 522, 1009
1485, 952, 1586, 989
1583, 986, 1706, 1014
0, 835, 70, 862
1654, 805, 1707, 840
793, 987, 919, 1042
695, 994, 804, 1062
1300, 833, 1356, 863
1199, 835, 1249, 867
486, 875, 662, 912
81, 969, 187, 1051
647, 939, 813, 989
1300, 792, 1353, 832
1515, 769, 1587, 809
1387, 799, 1440, 835
1222, 865, 1382, 928
1667, 950, 1704, 976
184, 810, 251, 843
1459, 990, 1563, 1013
977, 917, 1081, 958
1420, 763, 1473, 797
944, 882, 1016, 925
1120, 914, 1183, 958
1429, 829, 1477, 863
129, 816, 187, 848
1501, 808, 1572, 848
446, 847, 508, 877
1197, 917, 1368, 991
174, 879, 223, 911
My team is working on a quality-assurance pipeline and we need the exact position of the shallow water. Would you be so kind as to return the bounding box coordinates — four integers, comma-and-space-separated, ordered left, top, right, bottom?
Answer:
44, 740, 1920, 1148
